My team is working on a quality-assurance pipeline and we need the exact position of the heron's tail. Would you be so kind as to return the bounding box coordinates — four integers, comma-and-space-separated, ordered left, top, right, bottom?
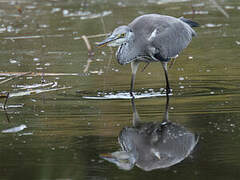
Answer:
179, 17, 199, 27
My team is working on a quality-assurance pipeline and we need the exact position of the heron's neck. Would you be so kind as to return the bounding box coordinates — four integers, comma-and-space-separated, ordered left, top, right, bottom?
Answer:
116, 39, 136, 65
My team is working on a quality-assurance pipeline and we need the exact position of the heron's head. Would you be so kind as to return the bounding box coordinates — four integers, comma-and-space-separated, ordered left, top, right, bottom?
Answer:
97, 25, 134, 47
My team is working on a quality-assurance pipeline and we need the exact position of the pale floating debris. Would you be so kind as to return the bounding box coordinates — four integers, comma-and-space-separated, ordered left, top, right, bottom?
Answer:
51, 8, 61, 13
188, 56, 193, 60
36, 67, 43, 70
9, 86, 71, 98
237, 6, 240, 10
117, 2, 126, 7
148, 0, 190, 5
7, 104, 24, 108
2, 124, 27, 133
33, 57, 39, 61
236, 41, 240, 45
0, 27, 6, 33
63, 10, 91, 17
225, 6, 235, 9
44, 63, 51, 66
47, 51, 69, 55
192, 3, 205, 7
179, 77, 184, 81
25, 5, 36, 9
179, 86, 184, 89
0, 72, 81, 77
205, 23, 222, 28
9, 59, 18, 64
39, 24, 49, 28
210, 91, 215, 95
16, 81, 57, 90
183, 10, 208, 15
80, 11, 112, 20
62, 9, 69, 16
90, 70, 104, 75
19, 132, 33, 136
4, 34, 64, 40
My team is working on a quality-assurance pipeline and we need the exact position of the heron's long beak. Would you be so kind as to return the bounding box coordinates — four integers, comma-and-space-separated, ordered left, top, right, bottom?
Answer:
96, 35, 119, 48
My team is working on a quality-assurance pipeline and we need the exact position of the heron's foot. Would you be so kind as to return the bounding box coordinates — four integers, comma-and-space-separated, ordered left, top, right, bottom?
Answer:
160, 88, 172, 95
130, 91, 135, 99
166, 88, 171, 95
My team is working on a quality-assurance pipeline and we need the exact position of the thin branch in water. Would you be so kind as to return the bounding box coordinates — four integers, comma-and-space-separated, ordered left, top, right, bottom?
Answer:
0, 72, 32, 85
74, 33, 110, 40
83, 58, 93, 73
82, 35, 94, 56
82, 35, 94, 73
0, 72, 81, 76
3, 92, 9, 110
209, 0, 229, 18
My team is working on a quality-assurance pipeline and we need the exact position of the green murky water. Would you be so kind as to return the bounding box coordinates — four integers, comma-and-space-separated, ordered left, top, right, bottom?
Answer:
1, 0, 240, 179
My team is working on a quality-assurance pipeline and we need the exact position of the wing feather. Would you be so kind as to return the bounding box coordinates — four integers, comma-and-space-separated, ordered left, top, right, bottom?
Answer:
129, 14, 197, 60
150, 21, 194, 59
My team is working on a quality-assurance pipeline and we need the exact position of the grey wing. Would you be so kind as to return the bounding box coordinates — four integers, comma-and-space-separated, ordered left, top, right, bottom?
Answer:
150, 21, 196, 59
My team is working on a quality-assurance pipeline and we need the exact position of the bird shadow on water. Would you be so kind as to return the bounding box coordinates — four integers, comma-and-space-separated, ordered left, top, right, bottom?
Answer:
100, 96, 199, 171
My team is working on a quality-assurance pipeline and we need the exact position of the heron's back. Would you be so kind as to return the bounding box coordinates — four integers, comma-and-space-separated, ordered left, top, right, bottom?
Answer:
128, 14, 197, 60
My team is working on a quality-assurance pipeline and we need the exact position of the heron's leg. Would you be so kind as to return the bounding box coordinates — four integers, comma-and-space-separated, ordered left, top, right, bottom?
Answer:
131, 98, 141, 126
130, 61, 139, 97
162, 94, 169, 123
161, 62, 171, 95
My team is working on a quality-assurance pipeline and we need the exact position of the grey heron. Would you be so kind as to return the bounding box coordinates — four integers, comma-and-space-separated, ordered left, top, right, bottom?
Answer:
97, 14, 199, 97
100, 96, 199, 171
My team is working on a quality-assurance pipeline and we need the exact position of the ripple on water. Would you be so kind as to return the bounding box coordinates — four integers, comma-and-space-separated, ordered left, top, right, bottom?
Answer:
83, 90, 172, 100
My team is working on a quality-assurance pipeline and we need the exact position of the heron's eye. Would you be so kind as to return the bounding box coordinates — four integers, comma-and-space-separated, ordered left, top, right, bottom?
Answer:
120, 33, 125, 38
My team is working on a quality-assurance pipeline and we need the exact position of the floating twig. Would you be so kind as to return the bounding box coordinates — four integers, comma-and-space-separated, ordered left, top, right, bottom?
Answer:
74, 33, 110, 40
0, 72, 81, 77
82, 35, 94, 56
83, 58, 93, 73
0, 72, 32, 85
82, 35, 94, 73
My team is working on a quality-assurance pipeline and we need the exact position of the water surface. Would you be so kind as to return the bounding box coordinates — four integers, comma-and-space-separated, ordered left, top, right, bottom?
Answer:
1, 0, 240, 179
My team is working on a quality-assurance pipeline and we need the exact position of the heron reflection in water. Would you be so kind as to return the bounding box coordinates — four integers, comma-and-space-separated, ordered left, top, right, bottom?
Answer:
100, 96, 199, 171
